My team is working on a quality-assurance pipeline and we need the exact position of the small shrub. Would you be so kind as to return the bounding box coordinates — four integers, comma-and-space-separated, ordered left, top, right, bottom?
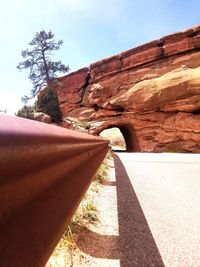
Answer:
95, 162, 109, 183
37, 88, 62, 122
15, 105, 34, 119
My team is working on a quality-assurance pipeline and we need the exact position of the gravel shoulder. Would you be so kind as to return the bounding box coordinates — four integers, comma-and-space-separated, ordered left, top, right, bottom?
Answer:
73, 153, 120, 267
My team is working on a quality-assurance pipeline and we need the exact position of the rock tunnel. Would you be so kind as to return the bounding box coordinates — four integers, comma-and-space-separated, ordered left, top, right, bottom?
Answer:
52, 25, 200, 153
95, 124, 140, 152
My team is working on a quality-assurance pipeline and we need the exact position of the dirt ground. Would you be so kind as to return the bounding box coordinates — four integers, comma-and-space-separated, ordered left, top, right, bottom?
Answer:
73, 154, 120, 267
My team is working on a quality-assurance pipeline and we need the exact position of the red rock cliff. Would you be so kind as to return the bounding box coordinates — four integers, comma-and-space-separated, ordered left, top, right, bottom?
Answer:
52, 25, 200, 152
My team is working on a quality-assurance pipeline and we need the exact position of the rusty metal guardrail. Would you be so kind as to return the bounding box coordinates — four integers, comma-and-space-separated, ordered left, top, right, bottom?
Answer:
0, 114, 109, 267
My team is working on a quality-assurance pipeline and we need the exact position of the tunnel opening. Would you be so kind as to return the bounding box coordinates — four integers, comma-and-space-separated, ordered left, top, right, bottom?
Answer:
99, 125, 140, 152
100, 127, 127, 151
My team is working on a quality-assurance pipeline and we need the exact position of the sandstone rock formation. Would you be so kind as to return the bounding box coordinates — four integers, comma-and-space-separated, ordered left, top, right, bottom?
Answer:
33, 112, 51, 124
52, 25, 200, 152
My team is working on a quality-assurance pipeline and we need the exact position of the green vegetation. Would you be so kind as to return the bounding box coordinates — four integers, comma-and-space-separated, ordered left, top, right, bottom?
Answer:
16, 88, 62, 123
36, 88, 62, 122
15, 105, 34, 119
17, 29, 69, 103
95, 160, 109, 183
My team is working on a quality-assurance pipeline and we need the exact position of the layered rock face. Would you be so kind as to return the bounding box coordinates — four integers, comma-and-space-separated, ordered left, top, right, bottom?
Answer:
52, 25, 200, 152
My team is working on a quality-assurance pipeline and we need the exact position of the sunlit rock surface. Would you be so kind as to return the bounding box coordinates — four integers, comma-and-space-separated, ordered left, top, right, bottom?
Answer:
52, 25, 200, 152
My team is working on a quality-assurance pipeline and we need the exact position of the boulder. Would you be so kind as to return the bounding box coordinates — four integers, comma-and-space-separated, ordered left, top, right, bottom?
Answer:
34, 112, 51, 124
109, 66, 200, 113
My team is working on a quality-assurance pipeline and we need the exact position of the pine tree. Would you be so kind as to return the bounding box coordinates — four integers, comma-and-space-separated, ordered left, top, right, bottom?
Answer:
17, 30, 69, 103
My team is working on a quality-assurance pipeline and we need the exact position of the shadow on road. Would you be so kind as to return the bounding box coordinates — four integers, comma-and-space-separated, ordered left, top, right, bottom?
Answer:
76, 154, 165, 266
114, 154, 165, 267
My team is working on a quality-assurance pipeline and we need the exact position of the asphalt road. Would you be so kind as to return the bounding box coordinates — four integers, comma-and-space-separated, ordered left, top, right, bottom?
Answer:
114, 152, 200, 267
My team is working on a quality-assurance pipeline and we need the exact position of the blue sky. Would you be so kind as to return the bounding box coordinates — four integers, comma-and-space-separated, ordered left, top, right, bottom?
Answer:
1, 0, 200, 114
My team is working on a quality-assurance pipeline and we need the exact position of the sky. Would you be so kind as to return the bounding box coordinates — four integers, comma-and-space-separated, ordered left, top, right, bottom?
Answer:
0, 0, 200, 115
